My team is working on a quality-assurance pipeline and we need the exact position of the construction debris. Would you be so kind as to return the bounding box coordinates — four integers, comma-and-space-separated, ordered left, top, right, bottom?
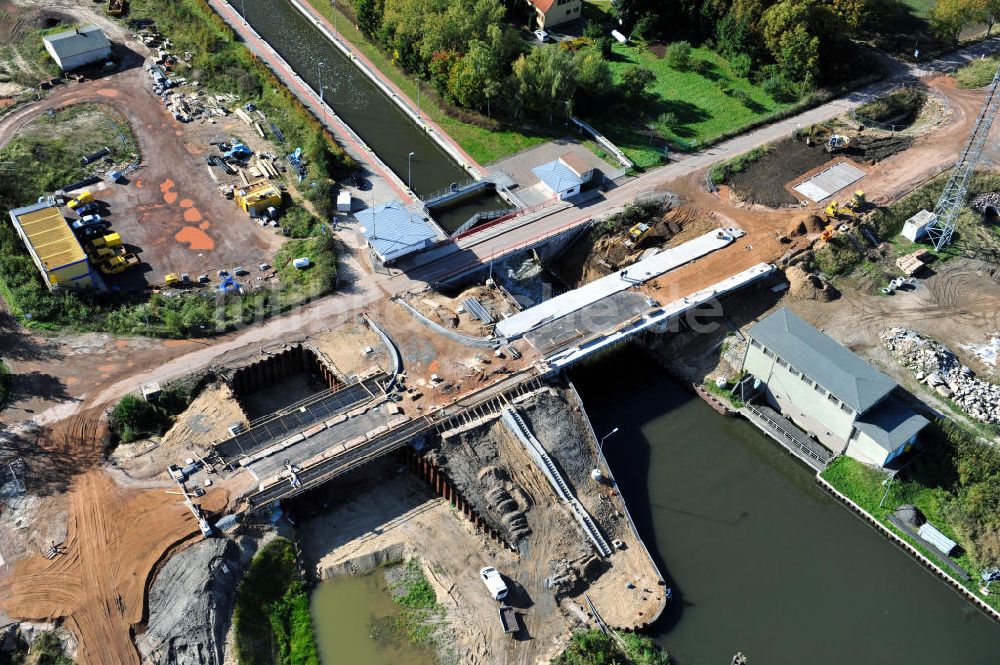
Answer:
881, 327, 1000, 423
971, 192, 1000, 215
896, 249, 930, 276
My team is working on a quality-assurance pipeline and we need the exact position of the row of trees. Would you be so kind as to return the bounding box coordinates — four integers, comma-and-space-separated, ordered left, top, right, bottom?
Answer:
613, 0, 891, 86
352, 0, 649, 121
931, 0, 1000, 42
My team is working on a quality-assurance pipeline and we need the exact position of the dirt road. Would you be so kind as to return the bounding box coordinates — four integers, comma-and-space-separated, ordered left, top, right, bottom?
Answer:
0, 470, 228, 665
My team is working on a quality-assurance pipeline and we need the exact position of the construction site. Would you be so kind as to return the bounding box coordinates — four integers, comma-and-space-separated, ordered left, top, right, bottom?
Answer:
2, 0, 1000, 662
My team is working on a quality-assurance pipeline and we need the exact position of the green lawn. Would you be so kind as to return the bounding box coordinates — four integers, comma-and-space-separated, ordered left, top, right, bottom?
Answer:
955, 55, 1000, 88
903, 0, 935, 17
311, 1, 554, 165
593, 43, 796, 167
822, 453, 1000, 615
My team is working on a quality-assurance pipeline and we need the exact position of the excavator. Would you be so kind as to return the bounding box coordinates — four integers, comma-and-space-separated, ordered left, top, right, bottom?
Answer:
822, 190, 867, 240
624, 222, 652, 249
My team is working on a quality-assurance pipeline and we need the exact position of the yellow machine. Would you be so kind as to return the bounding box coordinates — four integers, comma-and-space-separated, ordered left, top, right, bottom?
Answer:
164, 273, 181, 287
848, 189, 866, 211
624, 222, 652, 249
85, 232, 122, 251
90, 246, 122, 261
99, 253, 139, 275
825, 200, 856, 221
66, 191, 93, 209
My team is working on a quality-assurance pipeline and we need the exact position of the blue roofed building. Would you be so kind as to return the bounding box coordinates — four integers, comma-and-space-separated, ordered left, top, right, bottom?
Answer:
356, 200, 442, 264
532, 153, 593, 200
742, 308, 928, 467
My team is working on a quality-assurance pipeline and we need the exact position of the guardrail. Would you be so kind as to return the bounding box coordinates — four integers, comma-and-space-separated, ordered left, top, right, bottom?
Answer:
742, 403, 830, 468
569, 116, 634, 169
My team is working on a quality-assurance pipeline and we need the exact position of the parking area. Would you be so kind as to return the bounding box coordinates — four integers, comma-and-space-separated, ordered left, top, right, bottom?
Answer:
488, 139, 620, 206
51, 68, 291, 290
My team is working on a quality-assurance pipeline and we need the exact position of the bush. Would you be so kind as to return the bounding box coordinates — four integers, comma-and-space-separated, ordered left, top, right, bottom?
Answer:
234, 538, 319, 665
762, 73, 796, 102
583, 20, 603, 39
855, 87, 927, 126
665, 41, 692, 71
955, 56, 1000, 89
110, 394, 170, 443
731, 52, 752, 78
554, 629, 670, 665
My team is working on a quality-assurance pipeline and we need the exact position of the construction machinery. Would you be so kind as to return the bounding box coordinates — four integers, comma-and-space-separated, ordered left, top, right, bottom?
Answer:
624, 222, 652, 249
164, 273, 181, 287
85, 232, 122, 252
99, 253, 139, 274
107, 0, 125, 16
825, 135, 850, 153
66, 191, 94, 210
824, 200, 856, 221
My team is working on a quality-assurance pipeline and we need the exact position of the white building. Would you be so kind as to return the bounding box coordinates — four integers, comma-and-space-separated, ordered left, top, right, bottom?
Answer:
532, 153, 593, 200
357, 200, 442, 265
743, 308, 928, 467
43, 25, 112, 72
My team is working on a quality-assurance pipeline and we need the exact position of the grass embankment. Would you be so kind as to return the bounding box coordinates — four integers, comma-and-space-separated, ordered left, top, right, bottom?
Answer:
0, 0, 344, 339
388, 559, 446, 648
0, 20, 65, 88
554, 629, 670, 665
813, 171, 1000, 283
853, 87, 927, 126
955, 55, 1000, 89
310, 0, 552, 165
821, 420, 1000, 614
594, 43, 796, 167
0, 360, 12, 412
108, 384, 194, 443
708, 145, 769, 185
234, 538, 320, 665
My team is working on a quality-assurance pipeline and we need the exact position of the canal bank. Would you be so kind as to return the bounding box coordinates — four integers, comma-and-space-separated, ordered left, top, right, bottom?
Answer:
572, 346, 1000, 665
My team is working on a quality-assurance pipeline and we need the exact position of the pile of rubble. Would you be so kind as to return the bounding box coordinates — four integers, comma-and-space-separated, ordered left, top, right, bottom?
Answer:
971, 192, 1000, 215
881, 327, 1000, 423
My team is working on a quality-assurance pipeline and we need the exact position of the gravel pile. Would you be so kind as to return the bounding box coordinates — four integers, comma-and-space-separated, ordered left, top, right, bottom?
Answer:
137, 537, 248, 665
971, 192, 1000, 214
881, 327, 1000, 423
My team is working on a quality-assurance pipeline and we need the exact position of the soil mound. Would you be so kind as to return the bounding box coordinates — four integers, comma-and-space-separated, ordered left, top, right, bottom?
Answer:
785, 265, 839, 301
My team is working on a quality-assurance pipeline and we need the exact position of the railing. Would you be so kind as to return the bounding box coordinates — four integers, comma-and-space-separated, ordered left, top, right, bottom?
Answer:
743, 403, 830, 467
451, 208, 515, 236
452, 196, 562, 241
569, 116, 634, 169
422, 177, 482, 205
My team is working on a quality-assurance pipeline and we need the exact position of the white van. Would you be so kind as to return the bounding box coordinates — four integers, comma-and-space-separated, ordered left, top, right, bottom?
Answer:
479, 566, 508, 601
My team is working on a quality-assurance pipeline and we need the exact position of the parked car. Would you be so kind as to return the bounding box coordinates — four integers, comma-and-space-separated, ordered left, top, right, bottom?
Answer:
80, 214, 103, 224
76, 224, 112, 240
479, 566, 508, 601
71, 217, 109, 232
76, 202, 101, 216
533, 29, 551, 42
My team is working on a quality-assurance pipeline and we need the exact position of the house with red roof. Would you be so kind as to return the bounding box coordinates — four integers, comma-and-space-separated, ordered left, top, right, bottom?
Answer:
527, 0, 582, 30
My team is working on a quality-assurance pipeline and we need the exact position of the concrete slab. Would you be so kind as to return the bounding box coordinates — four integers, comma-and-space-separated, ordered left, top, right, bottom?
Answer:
525, 290, 652, 353
488, 139, 619, 194
496, 229, 736, 339
793, 161, 866, 202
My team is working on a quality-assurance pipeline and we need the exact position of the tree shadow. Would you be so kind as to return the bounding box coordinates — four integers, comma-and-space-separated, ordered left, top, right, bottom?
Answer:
10, 371, 76, 404
0, 313, 63, 363
0, 410, 107, 496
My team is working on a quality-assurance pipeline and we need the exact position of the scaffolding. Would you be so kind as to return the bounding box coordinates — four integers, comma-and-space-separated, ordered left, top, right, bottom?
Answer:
925, 65, 1000, 250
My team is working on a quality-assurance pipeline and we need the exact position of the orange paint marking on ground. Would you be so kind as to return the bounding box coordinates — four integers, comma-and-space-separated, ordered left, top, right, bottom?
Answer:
96, 89, 119, 98
175, 226, 215, 251
183, 208, 202, 223
162, 339, 195, 348
199, 220, 210, 230
160, 179, 177, 204
179, 199, 193, 208
135, 180, 143, 188
65, 377, 80, 386
96, 364, 116, 373
115, 340, 128, 348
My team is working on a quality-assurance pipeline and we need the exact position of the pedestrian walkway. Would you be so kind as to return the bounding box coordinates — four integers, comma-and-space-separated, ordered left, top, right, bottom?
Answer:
741, 403, 832, 471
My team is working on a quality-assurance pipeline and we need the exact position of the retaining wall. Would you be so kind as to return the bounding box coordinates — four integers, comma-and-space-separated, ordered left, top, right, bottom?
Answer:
815, 474, 1000, 624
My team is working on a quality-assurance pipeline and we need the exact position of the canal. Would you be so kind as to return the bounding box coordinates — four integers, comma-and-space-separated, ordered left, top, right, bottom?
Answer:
232, 0, 498, 232
572, 347, 1000, 665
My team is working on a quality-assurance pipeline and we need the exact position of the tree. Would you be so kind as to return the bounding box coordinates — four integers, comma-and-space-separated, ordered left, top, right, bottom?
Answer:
974, 0, 1000, 35
353, 0, 381, 38
931, 0, 980, 42
511, 45, 579, 121
574, 47, 614, 99
618, 65, 656, 100
776, 24, 819, 84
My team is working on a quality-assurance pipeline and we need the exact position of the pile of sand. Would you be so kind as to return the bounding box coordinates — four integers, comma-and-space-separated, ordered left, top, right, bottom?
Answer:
785, 265, 839, 301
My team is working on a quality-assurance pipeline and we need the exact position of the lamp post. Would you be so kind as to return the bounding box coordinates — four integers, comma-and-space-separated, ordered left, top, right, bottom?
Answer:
600, 427, 620, 452
241, 0, 246, 20
408, 151, 415, 191
332, 0, 338, 34
415, 79, 421, 117
317, 60, 325, 94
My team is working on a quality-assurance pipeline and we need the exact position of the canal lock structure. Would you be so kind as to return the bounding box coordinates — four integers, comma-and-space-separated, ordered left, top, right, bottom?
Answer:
231, 0, 503, 233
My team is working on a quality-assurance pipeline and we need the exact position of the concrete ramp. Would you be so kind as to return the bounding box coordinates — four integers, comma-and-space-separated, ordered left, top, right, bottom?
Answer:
793, 161, 866, 202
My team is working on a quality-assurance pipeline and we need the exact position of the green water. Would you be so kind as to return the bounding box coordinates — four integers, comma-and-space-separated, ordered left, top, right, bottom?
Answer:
312, 573, 437, 665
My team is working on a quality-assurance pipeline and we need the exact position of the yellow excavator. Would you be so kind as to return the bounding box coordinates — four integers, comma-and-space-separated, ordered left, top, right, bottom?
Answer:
624, 222, 652, 249
825, 190, 866, 221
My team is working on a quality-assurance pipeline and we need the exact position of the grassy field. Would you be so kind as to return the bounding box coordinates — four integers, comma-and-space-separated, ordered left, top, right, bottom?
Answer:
822, 437, 1000, 614
310, 1, 554, 165
903, 0, 935, 17
388, 559, 445, 648
593, 43, 796, 167
955, 56, 1000, 88
234, 538, 320, 665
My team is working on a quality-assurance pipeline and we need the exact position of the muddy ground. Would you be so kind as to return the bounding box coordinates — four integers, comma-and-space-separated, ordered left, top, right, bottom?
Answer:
405, 282, 516, 337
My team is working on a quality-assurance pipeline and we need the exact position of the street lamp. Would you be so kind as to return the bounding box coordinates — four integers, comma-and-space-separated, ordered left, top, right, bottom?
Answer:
415, 79, 421, 117
600, 427, 619, 451
241, 0, 246, 20
408, 151, 415, 191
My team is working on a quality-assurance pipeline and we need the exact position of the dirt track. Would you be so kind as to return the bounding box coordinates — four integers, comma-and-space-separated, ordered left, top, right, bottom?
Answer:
0, 470, 228, 665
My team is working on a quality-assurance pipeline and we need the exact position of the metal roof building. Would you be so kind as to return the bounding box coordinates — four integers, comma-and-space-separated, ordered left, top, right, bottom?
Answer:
747, 308, 895, 412
356, 200, 441, 264
8, 202, 97, 291
42, 25, 112, 72
744, 308, 927, 467
532, 159, 583, 200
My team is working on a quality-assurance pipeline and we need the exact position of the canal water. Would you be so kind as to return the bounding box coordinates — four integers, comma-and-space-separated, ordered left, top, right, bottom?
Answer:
232, 0, 499, 232
312, 572, 436, 665
572, 347, 1000, 665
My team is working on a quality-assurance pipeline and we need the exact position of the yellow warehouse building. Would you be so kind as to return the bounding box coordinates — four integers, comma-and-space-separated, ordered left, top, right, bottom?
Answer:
8, 202, 98, 291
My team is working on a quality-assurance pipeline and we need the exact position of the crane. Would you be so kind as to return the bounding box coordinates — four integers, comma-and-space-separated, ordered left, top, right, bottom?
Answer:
924, 65, 1000, 250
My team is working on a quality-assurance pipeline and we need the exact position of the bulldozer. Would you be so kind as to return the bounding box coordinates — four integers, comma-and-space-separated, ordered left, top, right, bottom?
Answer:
825, 134, 850, 153
624, 222, 652, 249
824, 200, 856, 221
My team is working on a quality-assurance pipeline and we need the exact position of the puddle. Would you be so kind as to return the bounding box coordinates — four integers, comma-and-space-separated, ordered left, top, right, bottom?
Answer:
312, 573, 436, 665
